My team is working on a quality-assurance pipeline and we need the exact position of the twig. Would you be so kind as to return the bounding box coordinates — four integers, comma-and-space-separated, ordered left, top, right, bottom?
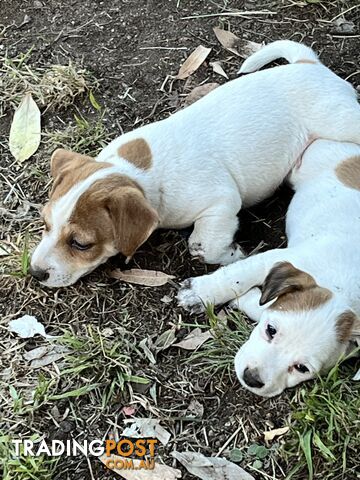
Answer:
182, 10, 276, 20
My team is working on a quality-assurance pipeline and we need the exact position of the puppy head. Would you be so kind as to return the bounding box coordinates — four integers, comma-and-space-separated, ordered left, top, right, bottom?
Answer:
235, 262, 360, 397
30, 149, 159, 287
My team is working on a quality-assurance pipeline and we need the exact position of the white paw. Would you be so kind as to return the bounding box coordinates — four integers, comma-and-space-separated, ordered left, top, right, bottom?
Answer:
189, 241, 205, 262
177, 278, 208, 313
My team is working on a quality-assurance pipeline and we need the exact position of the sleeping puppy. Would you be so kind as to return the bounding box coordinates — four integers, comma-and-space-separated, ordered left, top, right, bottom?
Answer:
30, 40, 360, 287
178, 139, 360, 397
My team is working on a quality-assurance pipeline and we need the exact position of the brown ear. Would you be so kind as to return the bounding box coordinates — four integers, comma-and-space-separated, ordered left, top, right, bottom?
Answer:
107, 187, 159, 258
260, 262, 317, 306
336, 311, 359, 343
50, 148, 93, 177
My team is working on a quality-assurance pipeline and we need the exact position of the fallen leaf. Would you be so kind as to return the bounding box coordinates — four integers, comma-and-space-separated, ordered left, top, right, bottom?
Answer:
8, 315, 56, 339
172, 451, 254, 480
9, 93, 41, 162
173, 328, 212, 350
122, 418, 171, 446
0, 243, 11, 256
213, 27, 240, 56
109, 268, 175, 286
210, 61, 228, 79
264, 426, 289, 442
154, 327, 177, 352
353, 370, 360, 381
176, 45, 212, 80
182, 83, 219, 107
122, 405, 137, 416
100, 455, 182, 480
139, 338, 157, 364
332, 17, 355, 34
213, 28, 262, 59
186, 399, 204, 418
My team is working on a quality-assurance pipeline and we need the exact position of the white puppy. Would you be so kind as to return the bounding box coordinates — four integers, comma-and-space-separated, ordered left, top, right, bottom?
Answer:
30, 40, 360, 287
178, 139, 360, 396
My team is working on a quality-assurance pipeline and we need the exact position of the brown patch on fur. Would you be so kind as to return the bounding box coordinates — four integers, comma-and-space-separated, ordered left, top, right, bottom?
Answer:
66, 174, 159, 259
118, 139, 152, 170
261, 262, 332, 311
335, 155, 360, 191
271, 287, 332, 312
49, 149, 112, 201
296, 59, 317, 64
336, 311, 357, 343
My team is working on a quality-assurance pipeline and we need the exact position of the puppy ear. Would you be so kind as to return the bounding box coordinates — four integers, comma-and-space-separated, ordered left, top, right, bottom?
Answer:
107, 187, 159, 258
336, 310, 359, 343
260, 262, 317, 305
50, 149, 93, 177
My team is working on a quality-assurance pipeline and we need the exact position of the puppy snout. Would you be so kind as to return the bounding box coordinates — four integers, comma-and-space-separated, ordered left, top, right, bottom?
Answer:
243, 367, 265, 389
29, 266, 49, 282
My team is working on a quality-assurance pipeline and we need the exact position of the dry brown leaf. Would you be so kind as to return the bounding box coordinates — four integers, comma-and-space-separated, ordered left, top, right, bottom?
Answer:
213, 28, 262, 59
210, 61, 228, 79
122, 418, 171, 446
109, 268, 175, 286
100, 455, 182, 480
176, 45, 212, 80
172, 451, 254, 480
173, 328, 212, 350
213, 27, 240, 56
264, 426, 289, 442
182, 83, 219, 107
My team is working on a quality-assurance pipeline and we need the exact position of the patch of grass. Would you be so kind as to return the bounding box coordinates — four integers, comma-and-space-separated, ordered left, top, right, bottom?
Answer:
44, 109, 112, 157
60, 326, 149, 408
284, 361, 360, 480
0, 434, 58, 480
7, 234, 30, 278
188, 305, 251, 376
0, 49, 98, 114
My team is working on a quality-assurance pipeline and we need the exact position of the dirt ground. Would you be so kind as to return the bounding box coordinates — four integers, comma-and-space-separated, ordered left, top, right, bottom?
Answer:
0, 1, 359, 479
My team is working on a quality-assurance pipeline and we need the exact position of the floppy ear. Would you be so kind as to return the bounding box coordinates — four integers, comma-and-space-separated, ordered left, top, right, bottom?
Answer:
50, 148, 93, 177
107, 187, 159, 258
260, 262, 317, 305
336, 310, 359, 343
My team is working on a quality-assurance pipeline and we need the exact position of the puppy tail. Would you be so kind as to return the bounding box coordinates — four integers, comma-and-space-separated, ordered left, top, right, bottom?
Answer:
238, 40, 319, 74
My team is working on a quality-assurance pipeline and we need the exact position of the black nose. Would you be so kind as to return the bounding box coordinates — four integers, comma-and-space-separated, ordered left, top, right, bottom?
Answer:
243, 367, 265, 389
29, 266, 49, 282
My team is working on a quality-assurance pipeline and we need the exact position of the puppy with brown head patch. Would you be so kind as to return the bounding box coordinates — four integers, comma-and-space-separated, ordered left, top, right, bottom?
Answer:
30, 150, 159, 286
178, 139, 360, 396
31, 40, 360, 286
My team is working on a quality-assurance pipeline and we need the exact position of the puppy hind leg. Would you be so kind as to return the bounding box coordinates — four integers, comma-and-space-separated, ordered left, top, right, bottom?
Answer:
314, 101, 360, 145
189, 204, 243, 265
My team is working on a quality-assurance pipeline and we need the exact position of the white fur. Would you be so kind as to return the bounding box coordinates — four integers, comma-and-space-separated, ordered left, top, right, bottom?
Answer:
178, 139, 360, 396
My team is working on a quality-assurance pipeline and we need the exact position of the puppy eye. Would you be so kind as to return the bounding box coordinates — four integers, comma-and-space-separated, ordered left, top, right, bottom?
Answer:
70, 239, 92, 251
266, 324, 277, 339
294, 364, 309, 374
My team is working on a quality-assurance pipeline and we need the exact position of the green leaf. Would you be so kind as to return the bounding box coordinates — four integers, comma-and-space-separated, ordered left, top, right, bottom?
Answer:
229, 448, 243, 463
313, 432, 336, 461
9, 93, 41, 162
300, 430, 313, 480
49, 383, 100, 400
89, 90, 102, 110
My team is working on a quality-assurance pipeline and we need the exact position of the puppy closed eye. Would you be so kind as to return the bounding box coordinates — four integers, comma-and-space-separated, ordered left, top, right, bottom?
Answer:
70, 238, 93, 251
294, 364, 309, 374
266, 323, 277, 340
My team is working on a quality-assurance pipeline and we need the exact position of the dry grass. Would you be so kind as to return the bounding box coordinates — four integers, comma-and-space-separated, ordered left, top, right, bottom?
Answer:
0, 49, 98, 115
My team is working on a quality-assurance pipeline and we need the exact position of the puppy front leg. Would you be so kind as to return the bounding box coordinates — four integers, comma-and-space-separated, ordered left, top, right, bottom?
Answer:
189, 204, 243, 265
229, 287, 265, 323
178, 248, 292, 312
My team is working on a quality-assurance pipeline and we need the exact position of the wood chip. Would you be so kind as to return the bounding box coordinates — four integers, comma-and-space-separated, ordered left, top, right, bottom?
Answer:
264, 426, 289, 442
